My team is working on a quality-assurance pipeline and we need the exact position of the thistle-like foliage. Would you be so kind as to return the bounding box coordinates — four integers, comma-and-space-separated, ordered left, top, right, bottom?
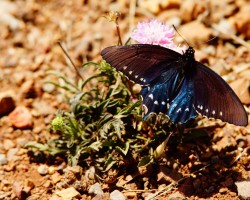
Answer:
26, 60, 175, 172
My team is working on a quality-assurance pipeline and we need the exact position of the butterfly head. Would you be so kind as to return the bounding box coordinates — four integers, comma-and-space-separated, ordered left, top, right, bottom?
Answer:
183, 47, 195, 62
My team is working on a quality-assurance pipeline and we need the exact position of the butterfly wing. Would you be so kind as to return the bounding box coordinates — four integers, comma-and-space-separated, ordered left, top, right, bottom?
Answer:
193, 62, 248, 126
141, 66, 198, 124
101, 44, 181, 85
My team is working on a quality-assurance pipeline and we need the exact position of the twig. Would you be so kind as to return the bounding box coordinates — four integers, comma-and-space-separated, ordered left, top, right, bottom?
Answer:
57, 41, 84, 81
148, 164, 210, 200
114, 12, 123, 45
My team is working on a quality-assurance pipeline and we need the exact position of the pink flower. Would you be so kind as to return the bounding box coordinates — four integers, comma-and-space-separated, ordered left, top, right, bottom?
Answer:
131, 19, 187, 54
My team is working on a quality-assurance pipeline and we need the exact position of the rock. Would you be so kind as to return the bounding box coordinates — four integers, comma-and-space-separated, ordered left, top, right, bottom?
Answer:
32, 101, 55, 116
42, 83, 56, 93
8, 106, 33, 128
0, 191, 12, 199
37, 164, 49, 175
157, 166, 182, 183
168, 191, 185, 200
0, 154, 7, 165
178, 21, 212, 46
178, 178, 194, 196
20, 80, 39, 99
235, 179, 250, 200
7, 148, 19, 161
51, 172, 62, 184
0, 96, 15, 116
110, 190, 127, 200
230, 78, 250, 104
3, 139, 16, 150
55, 187, 81, 199
13, 180, 34, 199
138, 0, 160, 14
233, 3, 250, 39
0, 0, 24, 30
88, 183, 104, 196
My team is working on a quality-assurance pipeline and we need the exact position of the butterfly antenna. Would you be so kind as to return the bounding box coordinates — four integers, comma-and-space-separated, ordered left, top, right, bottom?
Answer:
173, 25, 190, 47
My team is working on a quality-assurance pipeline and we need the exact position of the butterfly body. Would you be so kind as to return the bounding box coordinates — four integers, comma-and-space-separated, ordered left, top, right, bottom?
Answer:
101, 44, 248, 126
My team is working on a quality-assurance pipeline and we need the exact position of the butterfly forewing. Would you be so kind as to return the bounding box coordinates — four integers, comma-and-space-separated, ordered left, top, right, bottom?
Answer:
193, 62, 248, 126
101, 44, 181, 85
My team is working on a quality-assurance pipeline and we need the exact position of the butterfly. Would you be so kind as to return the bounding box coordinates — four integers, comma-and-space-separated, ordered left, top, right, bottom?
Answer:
101, 44, 248, 126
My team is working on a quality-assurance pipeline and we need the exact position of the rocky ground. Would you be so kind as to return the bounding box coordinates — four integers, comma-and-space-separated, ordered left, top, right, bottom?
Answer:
0, 0, 250, 199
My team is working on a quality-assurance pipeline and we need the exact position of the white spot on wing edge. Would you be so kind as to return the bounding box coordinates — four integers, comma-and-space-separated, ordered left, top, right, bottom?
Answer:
154, 100, 159, 105
123, 66, 127, 70
129, 71, 133, 75
161, 101, 166, 105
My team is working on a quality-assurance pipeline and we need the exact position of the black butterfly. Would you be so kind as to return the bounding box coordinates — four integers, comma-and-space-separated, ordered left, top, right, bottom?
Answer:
101, 44, 248, 126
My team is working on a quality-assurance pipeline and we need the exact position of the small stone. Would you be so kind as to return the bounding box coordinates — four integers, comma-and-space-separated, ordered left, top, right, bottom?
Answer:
8, 106, 33, 129
0, 191, 12, 199
219, 187, 227, 194
51, 172, 62, 184
168, 191, 185, 200
32, 101, 55, 116
55, 187, 81, 199
178, 21, 212, 46
7, 148, 19, 161
85, 166, 95, 180
110, 190, 126, 200
3, 139, 15, 150
0, 96, 15, 116
0, 154, 7, 165
235, 179, 250, 199
37, 164, 49, 175
16, 137, 28, 147
138, 0, 160, 14
43, 180, 51, 188
89, 183, 104, 196
230, 78, 250, 104
48, 166, 56, 174
20, 80, 38, 99
42, 83, 55, 93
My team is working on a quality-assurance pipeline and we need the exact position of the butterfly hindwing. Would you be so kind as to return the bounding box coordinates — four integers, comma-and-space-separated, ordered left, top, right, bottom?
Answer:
193, 62, 248, 126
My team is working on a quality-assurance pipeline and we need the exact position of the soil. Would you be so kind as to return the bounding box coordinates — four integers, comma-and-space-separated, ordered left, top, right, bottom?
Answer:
0, 0, 250, 200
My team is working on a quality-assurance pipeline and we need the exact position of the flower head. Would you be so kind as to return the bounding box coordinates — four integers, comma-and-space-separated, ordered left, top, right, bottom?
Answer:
131, 19, 187, 54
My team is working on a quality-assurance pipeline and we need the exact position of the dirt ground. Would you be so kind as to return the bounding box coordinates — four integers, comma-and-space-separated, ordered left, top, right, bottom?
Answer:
0, 0, 250, 199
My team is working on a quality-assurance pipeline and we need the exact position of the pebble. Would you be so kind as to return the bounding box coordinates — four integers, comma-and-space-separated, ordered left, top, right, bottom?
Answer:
0, 154, 7, 165
51, 172, 62, 184
110, 190, 127, 200
32, 101, 55, 116
37, 164, 49, 175
8, 106, 33, 128
235, 180, 250, 199
219, 187, 227, 194
42, 83, 56, 93
3, 139, 15, 150
55, 187, 81, 199
7, 148, 19, 161
88, 183, 104, 196
0, 96, 15, 115
167, 191, 185, 200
